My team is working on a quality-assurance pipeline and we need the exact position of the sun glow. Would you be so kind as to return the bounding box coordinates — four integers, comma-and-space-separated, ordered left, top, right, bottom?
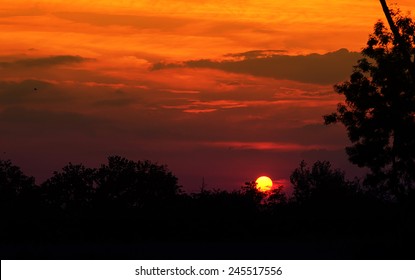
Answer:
255, 176, 273, 192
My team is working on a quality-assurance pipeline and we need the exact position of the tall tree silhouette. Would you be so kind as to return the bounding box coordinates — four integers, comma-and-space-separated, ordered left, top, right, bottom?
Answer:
95, 156, 180, 209
41, 163, 96, 210
0, 159, 35, 205
379, 0, 415, 78
324, 8, 415, 200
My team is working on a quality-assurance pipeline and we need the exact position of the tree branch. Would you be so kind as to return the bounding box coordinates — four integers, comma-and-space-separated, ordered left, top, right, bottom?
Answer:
379, 0, 415, 79
379, 0, 401, 42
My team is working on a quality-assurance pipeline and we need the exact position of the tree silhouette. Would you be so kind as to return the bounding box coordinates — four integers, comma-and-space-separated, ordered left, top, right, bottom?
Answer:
0, 159, 35, 205
95, 156, 181, 209
324, 9, 415, 200
240, 181, 265, 205
266, 185, 287, 205
239, 181, 287, 206
290, 160, 356, 204
379, 0, 415, 78
1, 155, 415, 259
41, 163, 96, 210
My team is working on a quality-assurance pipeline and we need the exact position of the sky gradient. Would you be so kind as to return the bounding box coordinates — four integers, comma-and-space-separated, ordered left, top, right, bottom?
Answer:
1, 0, 414, 192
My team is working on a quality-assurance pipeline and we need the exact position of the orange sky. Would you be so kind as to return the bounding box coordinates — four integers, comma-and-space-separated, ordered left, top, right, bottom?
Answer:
1, 0, 414, 190
2, 0, 414, 58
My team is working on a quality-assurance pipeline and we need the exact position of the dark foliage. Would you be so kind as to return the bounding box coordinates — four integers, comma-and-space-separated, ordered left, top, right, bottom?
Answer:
41, 163, 96, 211
94, 156, 180, 212
1, 157, 415, 259
291, 160, 358, 205
0, 159, 34, 198
0, 159, 36, 207
324, 10, 415, 200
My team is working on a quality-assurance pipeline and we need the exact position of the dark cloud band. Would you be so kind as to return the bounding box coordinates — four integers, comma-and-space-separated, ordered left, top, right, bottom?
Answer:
0, 55, 94, 68
152, 49, 362, 84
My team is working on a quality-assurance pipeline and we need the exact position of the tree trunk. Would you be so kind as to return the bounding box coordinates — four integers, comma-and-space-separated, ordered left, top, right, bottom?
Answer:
379, 0, 400, 41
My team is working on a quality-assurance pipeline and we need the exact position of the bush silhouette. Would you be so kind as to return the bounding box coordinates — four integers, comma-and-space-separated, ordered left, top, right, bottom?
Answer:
290, 160, 358, 206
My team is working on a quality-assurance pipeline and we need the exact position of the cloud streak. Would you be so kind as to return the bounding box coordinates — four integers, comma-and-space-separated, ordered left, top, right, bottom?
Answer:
0, 55, 94, 68
152, 49, 362, 84
206, 141, 339, 152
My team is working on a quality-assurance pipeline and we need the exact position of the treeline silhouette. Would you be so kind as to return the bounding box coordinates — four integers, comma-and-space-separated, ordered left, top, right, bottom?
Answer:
1, 156, 415, 259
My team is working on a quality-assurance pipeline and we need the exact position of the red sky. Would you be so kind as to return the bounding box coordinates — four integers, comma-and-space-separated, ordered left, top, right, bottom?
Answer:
1, 0, 414, 191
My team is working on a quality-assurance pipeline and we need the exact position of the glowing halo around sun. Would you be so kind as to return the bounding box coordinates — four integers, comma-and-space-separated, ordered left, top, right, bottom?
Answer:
255, 176, 273, 192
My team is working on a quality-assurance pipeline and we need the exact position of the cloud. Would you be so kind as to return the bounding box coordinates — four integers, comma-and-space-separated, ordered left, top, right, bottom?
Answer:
223, 49, 287, 60
53, 11, 270, 37
0, 106, 112, 136
0, 55, 94, 68
0, 75, 354, 190
0, 8, 43, 18
162, 89, 201, 94
93, 98, 136, 107
54, 12, 193, 30
206, 141, 338, 152
152, 49, 362, 84
0, 79, 56, 105
183, 108, 217, 114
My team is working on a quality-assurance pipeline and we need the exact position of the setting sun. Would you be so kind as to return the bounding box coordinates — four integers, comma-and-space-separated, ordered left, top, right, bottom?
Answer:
255, 176, 273, 192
